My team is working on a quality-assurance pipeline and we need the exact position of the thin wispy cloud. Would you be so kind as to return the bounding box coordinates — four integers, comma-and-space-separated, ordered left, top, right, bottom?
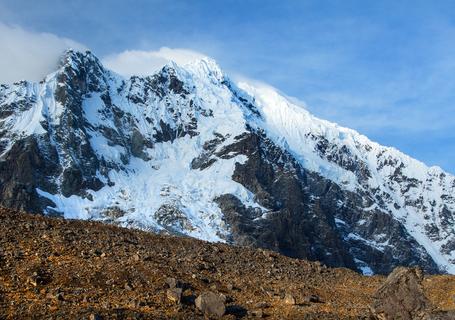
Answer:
102, 48, 207, 77
0, 23, 86, 84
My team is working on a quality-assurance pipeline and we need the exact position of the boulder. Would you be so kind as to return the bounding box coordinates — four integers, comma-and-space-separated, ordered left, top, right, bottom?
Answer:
371, 267, 429, 320
195, 291, 226, 318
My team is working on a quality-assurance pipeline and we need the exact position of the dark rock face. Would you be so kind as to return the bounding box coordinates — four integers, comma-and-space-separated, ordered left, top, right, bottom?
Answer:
0, 51, 109, 212
211, 130, 439, 274
0, 136, 57, 213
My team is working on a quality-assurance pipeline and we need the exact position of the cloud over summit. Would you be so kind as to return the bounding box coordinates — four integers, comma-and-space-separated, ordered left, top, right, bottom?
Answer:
0, 23, 207, 86
0, 23, 86, 84
102, 48, 207, 77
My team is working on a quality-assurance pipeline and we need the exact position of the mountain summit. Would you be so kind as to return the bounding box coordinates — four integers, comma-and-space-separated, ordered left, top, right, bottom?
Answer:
0, 50, 454, 274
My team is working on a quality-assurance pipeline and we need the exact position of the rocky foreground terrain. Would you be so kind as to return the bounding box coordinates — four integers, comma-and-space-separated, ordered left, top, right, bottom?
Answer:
0, 207, 454, 319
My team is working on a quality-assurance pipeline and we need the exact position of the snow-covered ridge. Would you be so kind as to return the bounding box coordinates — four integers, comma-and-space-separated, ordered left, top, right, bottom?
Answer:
0, 50, 259, 241
238, 81, 455, 273
0, 49, 454, 274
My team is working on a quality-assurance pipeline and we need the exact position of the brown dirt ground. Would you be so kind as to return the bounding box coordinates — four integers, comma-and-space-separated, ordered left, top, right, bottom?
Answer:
0, 207, 454, 319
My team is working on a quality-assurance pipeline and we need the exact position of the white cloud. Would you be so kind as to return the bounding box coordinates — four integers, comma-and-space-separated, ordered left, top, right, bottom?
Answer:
102, 47, 207, 77
0, 23, 86, 84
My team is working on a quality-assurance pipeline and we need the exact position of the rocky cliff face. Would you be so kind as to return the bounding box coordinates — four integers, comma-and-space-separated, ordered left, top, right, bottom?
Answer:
0, 50, 454, 274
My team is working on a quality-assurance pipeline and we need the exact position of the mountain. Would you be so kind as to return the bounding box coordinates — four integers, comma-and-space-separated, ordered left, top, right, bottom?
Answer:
0, 49, 454, 275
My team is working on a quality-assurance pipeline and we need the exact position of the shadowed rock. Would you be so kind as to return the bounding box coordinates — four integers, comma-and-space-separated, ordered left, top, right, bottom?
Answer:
371, 267, 455, 320
195, 291, 226, 318
371, 267, 429, 319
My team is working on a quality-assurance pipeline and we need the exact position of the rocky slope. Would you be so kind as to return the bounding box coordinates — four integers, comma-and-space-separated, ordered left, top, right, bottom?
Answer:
0, 49, 454, 274
1, 208, 454, 319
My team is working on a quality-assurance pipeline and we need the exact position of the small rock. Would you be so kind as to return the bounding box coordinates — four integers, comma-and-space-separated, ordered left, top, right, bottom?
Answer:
195, 291, 226, 318
132, 254, 140, 262
284, 293, 296, 305
249, 309, 264, 318
167, 288, 182, 304
165, 277, 180, 289
27, 277, 38, 287
304, 294, 322, 303
226, 283, 234, 291
255, 302, 270, 309
124, 283, 133, 291
89, 314, 102, 320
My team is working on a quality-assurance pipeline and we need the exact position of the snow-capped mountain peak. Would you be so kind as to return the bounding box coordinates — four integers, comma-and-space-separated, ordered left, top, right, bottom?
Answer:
0, 49, 453, 275
183, 56, 225, 82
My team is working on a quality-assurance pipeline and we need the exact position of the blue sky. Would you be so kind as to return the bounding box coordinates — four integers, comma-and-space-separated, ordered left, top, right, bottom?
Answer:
1, 0, 455, 173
